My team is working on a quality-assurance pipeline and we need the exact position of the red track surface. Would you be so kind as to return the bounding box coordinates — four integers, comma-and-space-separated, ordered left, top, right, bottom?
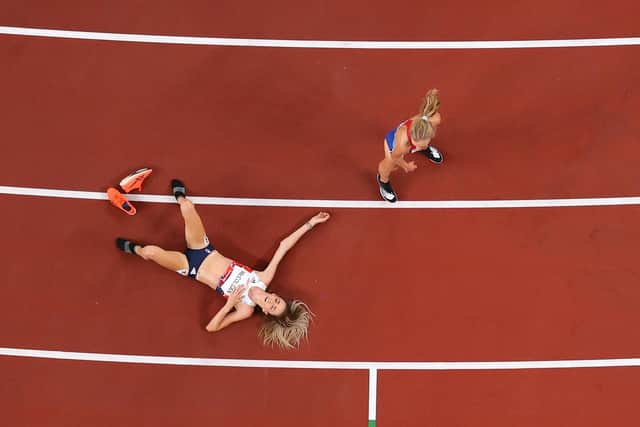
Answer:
1, 37, 639, 200
380, 368, 640, 426
2, 197, 640, 361
3, 357, 366, 426
1, 2, 639, 426
1, 0, 639, 39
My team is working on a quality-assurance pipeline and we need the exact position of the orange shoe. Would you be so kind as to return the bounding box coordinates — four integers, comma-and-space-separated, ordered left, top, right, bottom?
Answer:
107, 187, 136, 215
119, 167, 153, 193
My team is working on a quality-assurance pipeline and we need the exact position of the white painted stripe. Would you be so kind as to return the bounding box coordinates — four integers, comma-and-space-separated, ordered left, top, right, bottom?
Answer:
368, 369, 378, 420
2, 185, 640, 209
1, 26, 639, 49
1, 347, 639, 370
0, 186, 108, 201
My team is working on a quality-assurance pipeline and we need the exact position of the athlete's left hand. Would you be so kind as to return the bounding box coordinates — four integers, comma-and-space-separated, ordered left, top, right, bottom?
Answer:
404, 161, 418, 173
309, 212, 331, 226
227, 286, 245, 306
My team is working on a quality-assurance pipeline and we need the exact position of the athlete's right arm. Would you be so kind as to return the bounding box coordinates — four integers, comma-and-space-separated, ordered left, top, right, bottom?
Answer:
390, 128, 416, 172
206, 287, 253, 332
390, 146, 415, 172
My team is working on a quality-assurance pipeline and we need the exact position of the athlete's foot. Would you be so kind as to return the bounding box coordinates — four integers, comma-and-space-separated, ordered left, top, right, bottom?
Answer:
422, 145, 443, 164
377, 174, 398, 203
170, 179, 187, 200
119, 167, 153, 193
107, 187, 137, 215
115, 238, 141, 254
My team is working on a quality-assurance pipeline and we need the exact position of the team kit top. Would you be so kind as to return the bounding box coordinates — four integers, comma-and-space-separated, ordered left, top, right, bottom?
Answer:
385, 119, 419, 153
216, 262, 267, 307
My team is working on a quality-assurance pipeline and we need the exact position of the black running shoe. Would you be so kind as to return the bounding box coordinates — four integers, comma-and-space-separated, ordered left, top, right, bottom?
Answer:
115, 238, 140, 254
170, 179, 187, 200
421, 145, 444, 164
377, 175, 398, 203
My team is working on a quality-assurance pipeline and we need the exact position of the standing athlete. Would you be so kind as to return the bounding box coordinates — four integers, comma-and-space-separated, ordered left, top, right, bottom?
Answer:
376, 89, 443, 203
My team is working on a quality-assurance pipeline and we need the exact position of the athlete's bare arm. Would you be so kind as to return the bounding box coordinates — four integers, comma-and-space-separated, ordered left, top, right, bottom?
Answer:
206, 286, 253, 332
390, 130, 415, 172
256, 212, 331, 286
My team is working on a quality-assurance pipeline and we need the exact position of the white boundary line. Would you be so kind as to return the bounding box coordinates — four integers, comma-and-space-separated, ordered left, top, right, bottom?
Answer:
1, 26, 640, 49
8, 347, 637, 425
368, 369, 378, 422
2, 347, 639, 370
2, 185, 640, 209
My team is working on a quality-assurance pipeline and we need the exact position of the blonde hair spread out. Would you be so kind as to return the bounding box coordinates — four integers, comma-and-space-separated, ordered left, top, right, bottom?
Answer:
410, 88, 440, 141
258, 300, 313, 350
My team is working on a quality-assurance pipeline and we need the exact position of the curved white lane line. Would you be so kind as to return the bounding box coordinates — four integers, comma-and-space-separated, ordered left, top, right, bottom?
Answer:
1, 185, 640, 209
1, 26, 639, 49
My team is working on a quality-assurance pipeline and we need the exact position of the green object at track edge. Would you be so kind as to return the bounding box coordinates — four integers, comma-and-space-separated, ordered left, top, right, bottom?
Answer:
368, 420, 376, 427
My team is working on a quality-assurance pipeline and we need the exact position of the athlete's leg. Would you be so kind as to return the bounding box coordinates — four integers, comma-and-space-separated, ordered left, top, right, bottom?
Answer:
116, 238, 188, 272
377, 157, 398, 182
377, 140, 399, 182
171, 179, 209, 250
376, 141, 399, 203
178, 198, 209, 250
135, 245, 189, 272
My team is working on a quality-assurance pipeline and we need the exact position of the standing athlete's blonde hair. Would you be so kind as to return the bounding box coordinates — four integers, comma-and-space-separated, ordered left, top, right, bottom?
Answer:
258, 300, 313, 350
410, 88, 441, 141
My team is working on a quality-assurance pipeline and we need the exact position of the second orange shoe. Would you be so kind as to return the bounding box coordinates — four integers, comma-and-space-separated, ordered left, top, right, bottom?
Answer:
119, 167, 153, 193
107, 187, 136, 215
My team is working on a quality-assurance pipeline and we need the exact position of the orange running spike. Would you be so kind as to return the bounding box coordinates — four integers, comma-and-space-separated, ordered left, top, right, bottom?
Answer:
119, 167, 153, 193
107, 187, 136, 215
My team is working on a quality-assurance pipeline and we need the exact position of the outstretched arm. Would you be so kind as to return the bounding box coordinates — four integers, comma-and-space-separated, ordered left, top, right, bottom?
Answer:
256, 212, 331, 286
206, 287, 253, 332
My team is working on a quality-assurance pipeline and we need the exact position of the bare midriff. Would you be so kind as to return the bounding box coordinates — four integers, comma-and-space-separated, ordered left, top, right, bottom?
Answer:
195, 251, 234, 289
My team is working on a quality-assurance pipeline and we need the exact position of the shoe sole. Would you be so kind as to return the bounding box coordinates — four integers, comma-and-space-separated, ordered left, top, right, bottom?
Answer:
379, 187, 398, 203
119, 167, 152, 192
376, 175, 397, 203
426, 149, 444, 164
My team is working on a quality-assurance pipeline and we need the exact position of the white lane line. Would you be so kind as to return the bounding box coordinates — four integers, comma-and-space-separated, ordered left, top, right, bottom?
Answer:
2, 185, 640, 209
1, 347, 639, 370
368, 369, 378, 421
1, 26, 639, 49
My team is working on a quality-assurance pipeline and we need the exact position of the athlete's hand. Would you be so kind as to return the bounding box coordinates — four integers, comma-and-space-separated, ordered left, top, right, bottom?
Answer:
227, 286, 245, 306
404, 161, 418, 173
309, 212, 331, 226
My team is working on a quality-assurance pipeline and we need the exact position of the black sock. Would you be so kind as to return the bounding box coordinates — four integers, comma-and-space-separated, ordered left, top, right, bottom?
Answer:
377, 174, 390, 185
171, 179, 187, 201
116, 238, 140, 254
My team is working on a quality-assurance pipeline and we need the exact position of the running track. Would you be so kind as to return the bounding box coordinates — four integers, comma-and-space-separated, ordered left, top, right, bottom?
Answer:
1, 2, 639, 426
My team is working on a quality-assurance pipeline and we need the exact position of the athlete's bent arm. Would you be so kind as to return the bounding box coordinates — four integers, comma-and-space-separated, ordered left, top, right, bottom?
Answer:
390, 148, 413, 172
390, 133, 413, 172
206, 287, 253, 332
257, 212, 331, 286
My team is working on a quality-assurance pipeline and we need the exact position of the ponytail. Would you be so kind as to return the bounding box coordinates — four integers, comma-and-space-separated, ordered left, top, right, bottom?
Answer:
418, 88, 440, 118
410, 89, 440, 141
